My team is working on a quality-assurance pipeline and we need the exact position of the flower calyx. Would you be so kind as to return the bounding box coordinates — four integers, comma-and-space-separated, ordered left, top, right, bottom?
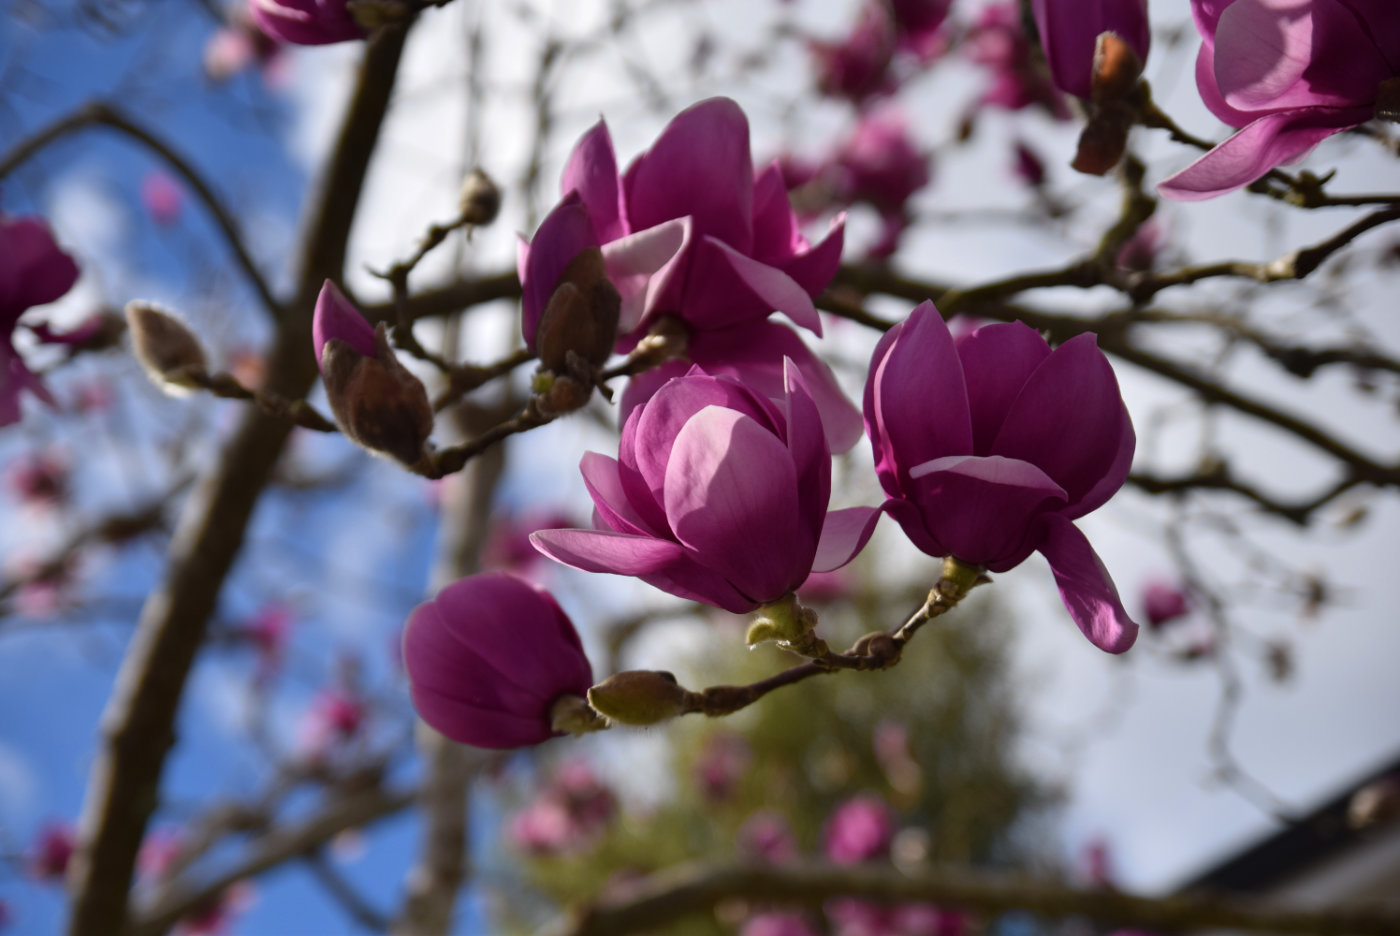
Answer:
745, 593, 826, 657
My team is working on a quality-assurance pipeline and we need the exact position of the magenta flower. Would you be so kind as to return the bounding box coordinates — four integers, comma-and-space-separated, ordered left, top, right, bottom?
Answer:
1031, 0, 1150, 100
742, 914, 823, 936
865, 302, 1138, 653
824, 794, 895, 865
29, 822, 75, 882
141, 171, 184, 227
508, 760, 617, 855
532, 365, 880, 614
737, 810, 799, 864
6, 449, 69, 509
618, 320, 864, 453
312, 280, 376, 365
248, 0, 364, 45
535, 99, 843, 338
1, 215, 79, 427
482, 508, 578, 578
964, 3, 1069, 116
402, 573, 593, 749
834, 110, 931, 216
810, 2, 899, 101
238, 601, 294, 684
298, 686, 366, 759
1160, 0, 1400, 200
1141, 579, 1191, 628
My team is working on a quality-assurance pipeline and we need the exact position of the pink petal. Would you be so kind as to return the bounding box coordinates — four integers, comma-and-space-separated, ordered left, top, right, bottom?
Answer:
865, 301, 972, 493
623, 97, 755, 254
906, 454, 1066, 570
989, 333, 1133, 511
782, 358, 831, 546
601, 217, 691, 335
520, 193, 600, 348
954, 321, 1051, 454
751, 161, 799, 264
683, 237, 822, 335
409, 683, 556, 748
0, 218, 80, 321
1158, 106, 1368, 201
561, 119, 626, 242
312, 280, 376, 365
778, 213, 846, 299
579, 451, 662, 537
812, 506, 881, 572
1032, 0, 1150, 99
1038, 515, 1139, 653
664, 407, 805, 603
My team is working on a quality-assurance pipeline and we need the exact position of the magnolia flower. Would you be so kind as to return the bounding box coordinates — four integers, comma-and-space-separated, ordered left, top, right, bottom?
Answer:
824, 794, 895, 865
1031, 0, 1150, 100
313, 281, 433, 466
693, 731, 752, 801
508, 760, 617, 855
810, 1, 899, 101
532, 365, 879, 614
963, 3, 1068, 116
1141, 579, 1191, 628
737, 810, 800, 864
298, 686, 366, 760
1, 215, 80, 427
6, 449, 68, 509
865, 302, 1138, 653
249, 0, 364, 45
833, 110, 931, 217
482, 508, 577, 578
141, 171, 184, 227
742, 914, 823, 936
29, 822, 75, 882
1161, 0, 1400, 200
402, 573, 594, 749
520, 99, 859, 449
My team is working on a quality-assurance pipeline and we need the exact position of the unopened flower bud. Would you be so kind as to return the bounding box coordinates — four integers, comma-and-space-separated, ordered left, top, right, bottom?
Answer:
458, 169, 501, 227
535, 247, 621, 375
587, 670, 691, 726
125, 301, 208, 392
1089, 32, 1143, 106
314, 281, 434, 467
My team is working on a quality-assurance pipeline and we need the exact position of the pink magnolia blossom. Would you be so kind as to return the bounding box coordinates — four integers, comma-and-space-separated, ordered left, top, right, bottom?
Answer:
30, 822, 75, 882
483, 508, 577, 578
693, 730, 752, 801
964, 4, 1068, 116
532, 365, 880, 614
298, 686, 366, 759
810, 2, 899, 101
6, 449, 68, 508
1141, 579, 1191, 628
1030, 0, 1150, 100
737, 810, 800, 864
743, 914, 823, 936
141, 171, 184, 227
824, 794, 895, 865
1115, 218, 1166, 272
520, 99, 859, 450
1160, 0, 1400, 200
834, 110, 931, 216
865, 302, 1138, 653
1, 215, 79, 427
508, 760, 618, 855
402, 573, 593, 749
249, 0, 364, 45
238, 601, 294, 684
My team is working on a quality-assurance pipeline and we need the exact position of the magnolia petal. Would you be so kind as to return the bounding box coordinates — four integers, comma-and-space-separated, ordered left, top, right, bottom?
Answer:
409, 683, 556, 749
603, 217, 693, 336
561, 119, 626, 242
1158, 107, 1367, 201
778, 213, 846, 300
782, 358, 832, 544
751, 161, 800, 264
990, 333, 1133, 510
580, 451, 661, 537
531, 528, 687, 576
684, 237, 823, 335
664, 406, 805, 603
1039, 515, 1139, 653
954, 321, 1052, 454
0, 218, 81, 320
907, 454, 1066, 570
624, 97, 755, 254
812, 506, 881, 573
312, 280, 376, 368
1032, 0, 1150, 99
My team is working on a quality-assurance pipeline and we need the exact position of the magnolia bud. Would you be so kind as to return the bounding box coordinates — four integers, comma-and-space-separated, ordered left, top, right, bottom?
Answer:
458, 169, 501, 226
321, 323, 434, 467
587, 670, 691, 726
534, 247, 621, 375
125, 301, 208, 392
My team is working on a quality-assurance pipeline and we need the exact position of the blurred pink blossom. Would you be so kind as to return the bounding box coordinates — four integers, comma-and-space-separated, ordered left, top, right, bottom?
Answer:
1142, 579, 1192, 629
693, 731, 752, 801
508, 760, 618, 856
824, 794, 895, 864
737, 810, 799, 864
29, 822, 75, 882
141, 171, 184, 227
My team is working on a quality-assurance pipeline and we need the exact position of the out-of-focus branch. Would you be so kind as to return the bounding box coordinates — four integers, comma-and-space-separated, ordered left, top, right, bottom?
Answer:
545, 861, 1400, 936
0, 101, 284, 319
1128, 469, 1362, 526
187, 370, 339, 433
65, 26, 413, 936
827, 267, 1400, 493
305, 851, 390, 933
129, 783, 415, 936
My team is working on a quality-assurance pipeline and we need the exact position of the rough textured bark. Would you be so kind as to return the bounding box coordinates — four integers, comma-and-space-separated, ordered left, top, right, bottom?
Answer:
64, 25, 412, 936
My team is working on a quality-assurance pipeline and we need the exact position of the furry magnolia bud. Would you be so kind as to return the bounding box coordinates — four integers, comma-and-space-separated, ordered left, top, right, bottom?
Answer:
125, 301, 207, 392
534, 246, 621, 376
321, 324, 434, 467
458, 169, 501, 226
586, 670, 691, 726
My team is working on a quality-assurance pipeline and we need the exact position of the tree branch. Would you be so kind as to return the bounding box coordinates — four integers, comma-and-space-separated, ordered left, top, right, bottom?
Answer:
65, 26, 413, 936
0, 101, 284, 319
545, 861, 1400, 936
